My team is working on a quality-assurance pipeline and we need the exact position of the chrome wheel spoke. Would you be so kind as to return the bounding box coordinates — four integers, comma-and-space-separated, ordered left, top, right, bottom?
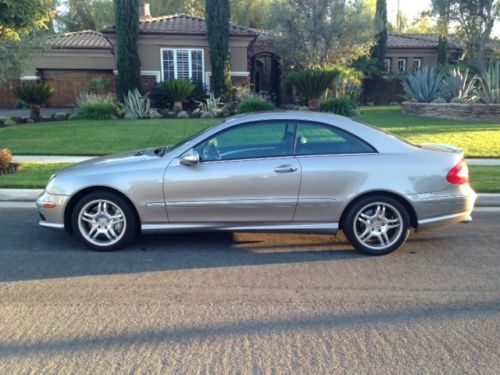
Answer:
381, 232, 389, 245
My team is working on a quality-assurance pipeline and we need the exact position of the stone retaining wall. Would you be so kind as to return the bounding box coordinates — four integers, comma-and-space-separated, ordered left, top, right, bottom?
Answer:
401, 101, 500, 121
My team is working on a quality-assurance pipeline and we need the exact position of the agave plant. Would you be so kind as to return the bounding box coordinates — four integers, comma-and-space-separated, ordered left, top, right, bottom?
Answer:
288, 69, 340, 110
158, 79, 196, 111
402, 66, 446, 103
196, 93, 225, 118
444, 68, 476, 102
121, 89, 159, 119
14, 83, 54, 121
474, 62, 500, 104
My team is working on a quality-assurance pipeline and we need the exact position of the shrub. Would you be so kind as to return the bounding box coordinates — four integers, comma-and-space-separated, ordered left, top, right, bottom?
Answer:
450, 97, 466, 104
0, 148, 12, 168
121, 89, 159, 119
156, 79, 196, 111
87, 77, 112, 94
51, 112, 70, 121
76, 92, 116, 107
432, 97, 447, 104
237, 95, 276, 114
320, 97, 357, 116
76, 103, 119, 120
3, 119, 16, 126
444, 68, 476, 102
288, 69, 340, 110
474, 61, 500, 104
176, 111, 190, 119
14, 83, 54, 121
402, 66, 446, 103
195, 93, 225, 118
0, 116, 8, 125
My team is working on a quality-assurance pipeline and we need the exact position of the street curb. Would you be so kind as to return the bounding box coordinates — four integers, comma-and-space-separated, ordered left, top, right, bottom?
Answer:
0, 189, 499, 207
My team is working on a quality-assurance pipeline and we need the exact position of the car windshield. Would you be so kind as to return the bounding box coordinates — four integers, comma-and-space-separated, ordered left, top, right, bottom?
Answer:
167, 120, 224, 151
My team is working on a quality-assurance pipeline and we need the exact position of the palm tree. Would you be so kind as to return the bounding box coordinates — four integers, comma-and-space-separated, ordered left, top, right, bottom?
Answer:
14, 83, 54, 121
288, 70, 340, 110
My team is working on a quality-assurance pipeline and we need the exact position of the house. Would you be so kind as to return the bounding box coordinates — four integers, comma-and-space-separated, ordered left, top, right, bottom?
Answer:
0, 4, 258, 107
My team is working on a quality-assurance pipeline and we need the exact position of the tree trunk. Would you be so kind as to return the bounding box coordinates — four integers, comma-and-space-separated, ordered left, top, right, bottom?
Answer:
31, 105, 41, 121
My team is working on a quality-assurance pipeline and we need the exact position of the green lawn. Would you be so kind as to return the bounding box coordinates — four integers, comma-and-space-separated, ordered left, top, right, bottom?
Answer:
1, 163, 498, 192
0, 106, 499, 157
354, 107, 500, 158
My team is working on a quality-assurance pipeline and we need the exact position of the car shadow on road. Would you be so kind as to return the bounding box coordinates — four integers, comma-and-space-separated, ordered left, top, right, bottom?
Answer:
0, 214, 365, 283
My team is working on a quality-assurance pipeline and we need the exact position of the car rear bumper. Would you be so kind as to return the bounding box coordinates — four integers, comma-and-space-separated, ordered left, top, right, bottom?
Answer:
411, 185, 476, 231
36, 191, 70, 230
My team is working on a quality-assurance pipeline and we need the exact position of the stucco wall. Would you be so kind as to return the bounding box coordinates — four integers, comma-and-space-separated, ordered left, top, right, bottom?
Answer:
34, 49, 115, 70
401, 101, 500, 121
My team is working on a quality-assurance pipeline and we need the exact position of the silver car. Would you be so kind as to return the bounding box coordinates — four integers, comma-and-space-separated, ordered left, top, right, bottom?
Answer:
37, 112, 476, 255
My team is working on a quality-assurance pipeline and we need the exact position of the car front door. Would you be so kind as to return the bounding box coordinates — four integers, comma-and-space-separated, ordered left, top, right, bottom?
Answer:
164, 121, 301, 223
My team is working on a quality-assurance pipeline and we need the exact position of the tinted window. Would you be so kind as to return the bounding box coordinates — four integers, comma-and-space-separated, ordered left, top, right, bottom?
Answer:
295, 122, 375, 155
194, 121, 296, 161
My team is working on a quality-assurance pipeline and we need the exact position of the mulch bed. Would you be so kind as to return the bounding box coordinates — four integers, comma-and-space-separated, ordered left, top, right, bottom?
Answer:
0, 163, 22, 176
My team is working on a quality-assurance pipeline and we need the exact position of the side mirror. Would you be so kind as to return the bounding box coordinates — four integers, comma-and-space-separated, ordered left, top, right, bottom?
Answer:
180, 150, 200, 166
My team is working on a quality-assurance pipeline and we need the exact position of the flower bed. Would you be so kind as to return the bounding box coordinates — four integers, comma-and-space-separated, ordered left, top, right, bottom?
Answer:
401, 102, 500, 121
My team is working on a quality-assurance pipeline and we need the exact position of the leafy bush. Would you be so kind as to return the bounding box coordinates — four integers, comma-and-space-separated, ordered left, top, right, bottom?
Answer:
450, 97, 466, 104
51, 112, 71, 121
0, 116, 8, 125
236, 95, 276, 114
3, 119, 16, 127
195, 93, 225, 118
320, 97, 357, 116
14, 83, 54, 121
402, 66, 446, 103
444, 68, 476, 102
176, 111, 190, 119
432, 97, 447, 104
87, 77, 112, 94
0, 148, 12, 168
156, 79, 196, 111
474, 61, 500, 104
121, 89, 159, 119
288, 69, 340, 110
76, 92, 116, 107
76, 103, 118, 120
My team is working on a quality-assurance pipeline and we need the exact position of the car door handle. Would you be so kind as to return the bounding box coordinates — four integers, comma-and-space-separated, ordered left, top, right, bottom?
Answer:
274, 165, 298, 173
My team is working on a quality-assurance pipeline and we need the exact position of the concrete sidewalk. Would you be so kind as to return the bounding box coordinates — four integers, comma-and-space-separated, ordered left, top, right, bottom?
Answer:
11, 155, 500, 165
0, 188, 498, 206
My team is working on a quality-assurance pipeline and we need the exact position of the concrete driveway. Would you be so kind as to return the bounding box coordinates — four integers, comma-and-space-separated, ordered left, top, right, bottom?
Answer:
0, 206, 499, 373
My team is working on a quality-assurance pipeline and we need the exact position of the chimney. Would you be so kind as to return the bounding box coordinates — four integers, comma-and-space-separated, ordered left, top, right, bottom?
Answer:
139, 3, 151, 21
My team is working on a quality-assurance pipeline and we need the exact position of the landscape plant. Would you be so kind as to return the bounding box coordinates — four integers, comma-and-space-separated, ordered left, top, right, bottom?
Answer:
288, 69, 340, 110
121, 89, 159, 119
75, 92, 119, 120
157, 79, 196, 112
443, 68, 476, 102
402, 66, 446, 103
236, 95, 276, 113
14, 83, 54, 121
195, 93, 225, 118
474, 61, 500, 104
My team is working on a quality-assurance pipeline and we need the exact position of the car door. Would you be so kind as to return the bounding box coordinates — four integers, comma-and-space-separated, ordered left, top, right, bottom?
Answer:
293, 121, 378, 223
164, 120, 302, 223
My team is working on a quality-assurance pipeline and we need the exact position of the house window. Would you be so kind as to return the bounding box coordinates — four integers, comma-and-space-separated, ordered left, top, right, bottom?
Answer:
383, 58, 391, 74
397, 58, 407, 73
161, 48, 204, 84
413, 58, 422, 71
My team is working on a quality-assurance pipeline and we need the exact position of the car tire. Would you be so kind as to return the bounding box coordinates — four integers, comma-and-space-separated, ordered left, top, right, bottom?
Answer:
71, 191, 138, 251
343, 195, 410, 255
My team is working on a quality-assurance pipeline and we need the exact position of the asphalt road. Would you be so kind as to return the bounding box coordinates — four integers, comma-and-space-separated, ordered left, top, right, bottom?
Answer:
0, 206, 499, 374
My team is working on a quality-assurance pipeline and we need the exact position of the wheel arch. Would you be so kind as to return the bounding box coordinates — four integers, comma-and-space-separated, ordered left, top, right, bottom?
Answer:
339, 190, 418, 230
64, 186, 140, 233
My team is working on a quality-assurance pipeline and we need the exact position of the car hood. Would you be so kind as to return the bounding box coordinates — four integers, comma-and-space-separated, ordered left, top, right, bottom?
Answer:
57, 147, 173, 175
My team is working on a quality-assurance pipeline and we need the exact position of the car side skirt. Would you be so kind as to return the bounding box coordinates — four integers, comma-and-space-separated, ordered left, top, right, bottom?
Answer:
141, 222, 339, 234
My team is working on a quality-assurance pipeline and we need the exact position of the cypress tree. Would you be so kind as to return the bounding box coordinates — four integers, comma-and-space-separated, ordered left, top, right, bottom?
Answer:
371, 0, 387, 74
205, 0, 230, 97
115, 0, 141, 99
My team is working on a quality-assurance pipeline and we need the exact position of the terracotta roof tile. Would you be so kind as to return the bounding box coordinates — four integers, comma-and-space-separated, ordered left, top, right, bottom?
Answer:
50, 30, 113, 50
102, 14, 258, 37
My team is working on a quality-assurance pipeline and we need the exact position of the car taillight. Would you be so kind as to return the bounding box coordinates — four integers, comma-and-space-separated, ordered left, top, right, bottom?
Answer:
447, 159, 469, 185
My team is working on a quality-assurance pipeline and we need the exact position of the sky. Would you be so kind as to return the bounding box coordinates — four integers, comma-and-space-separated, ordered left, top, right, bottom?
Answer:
388, 0, 499, 37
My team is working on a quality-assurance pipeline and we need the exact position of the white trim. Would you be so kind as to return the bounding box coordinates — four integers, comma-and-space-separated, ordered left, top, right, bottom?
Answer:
20, 75, 39, 81
231, 71, 250, 77
160, 48, 205, 84
140, 70, 161, 83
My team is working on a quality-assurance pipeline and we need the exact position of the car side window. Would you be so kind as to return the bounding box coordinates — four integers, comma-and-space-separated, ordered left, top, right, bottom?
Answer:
194, 121, 296, 162
295, 122, 375, 156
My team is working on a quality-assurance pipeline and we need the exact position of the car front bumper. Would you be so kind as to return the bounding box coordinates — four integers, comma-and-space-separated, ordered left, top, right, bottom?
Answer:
36, 191, 70, 230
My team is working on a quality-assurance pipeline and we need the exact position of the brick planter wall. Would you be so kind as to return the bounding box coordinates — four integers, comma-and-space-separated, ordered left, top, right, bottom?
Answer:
401, 102, 500, 121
